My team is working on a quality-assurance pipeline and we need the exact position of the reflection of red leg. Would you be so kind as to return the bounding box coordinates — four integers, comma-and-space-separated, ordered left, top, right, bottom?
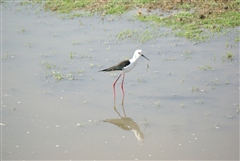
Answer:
113, 74, 122, 98
121, 73, 125, 96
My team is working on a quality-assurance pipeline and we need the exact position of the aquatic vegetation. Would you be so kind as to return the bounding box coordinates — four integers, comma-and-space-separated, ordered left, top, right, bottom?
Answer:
77, 69, 84, 76
191, 86, 207, 93
164, 57, 176, 61
211, 55, 217, 62
40, 60, 83, 81
225, 80, 229, 84
72, 41, 80, 45
17, 26, 26, 33
69, 51, 76, 59
180, 79, 185, 85
25, 42, 32, 48
145, 64, 149, 72
117, 28, 160, 43
76, 123, 85, 127
196, 98, 204, 104
89, 63, 94, 68
137, 76, 146, 83
136, 11, 232, 41
43, 0, 94, 14
225, 51, 234, 60
198, 64, 214, 71
2, 53, 10, 60
181, 50, 193, 60
235, 36, 240, 42
110, 73, 117, 78
52, 33, 58, 37
206, 78, 219, 90
47, 70, 79, 81
118, 29, 137, 40
41, 61, 56, 70
1, 53, 15, 61
22, 0, 240, 42
223, 51, 235, 61
236, 106, 240, 113
102, 1, 128, 15
52, 70, 64, 81
221, 51, 236, 62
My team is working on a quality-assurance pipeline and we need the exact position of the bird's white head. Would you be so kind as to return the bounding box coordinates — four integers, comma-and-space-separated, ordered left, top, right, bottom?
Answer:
132, 49, 150, 61
133, 49, 142, 60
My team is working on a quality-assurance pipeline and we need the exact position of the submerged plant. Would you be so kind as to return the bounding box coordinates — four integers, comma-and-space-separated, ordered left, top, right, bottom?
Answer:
198, 64, 214, 71
137, 76, 146, 83
69, 51, 76, 59
117, 28, 159, 43
25, 42, 32, 48
2, 53, 14, 60
52, 70, 64, 81
41, 61, 56, 69
191, 86, 207, 93
196, 98, 204, 103
72, 41, 80, 45
181, 50, 193, 60
225, 51, 235, 61
118, 29, 137, 40
66, 72, 75, 80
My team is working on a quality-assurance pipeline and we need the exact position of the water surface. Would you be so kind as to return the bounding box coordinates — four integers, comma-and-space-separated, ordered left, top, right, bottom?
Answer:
1, 2, 239, 160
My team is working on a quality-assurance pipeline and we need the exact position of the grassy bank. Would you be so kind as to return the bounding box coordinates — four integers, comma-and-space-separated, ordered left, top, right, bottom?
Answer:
21, 0, 240, 42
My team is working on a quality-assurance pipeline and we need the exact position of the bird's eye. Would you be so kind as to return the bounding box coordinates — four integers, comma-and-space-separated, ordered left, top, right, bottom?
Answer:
138, 52, 141, 54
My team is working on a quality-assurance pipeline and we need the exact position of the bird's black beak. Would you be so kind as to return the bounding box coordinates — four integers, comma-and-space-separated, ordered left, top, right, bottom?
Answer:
142, 54, 150, 61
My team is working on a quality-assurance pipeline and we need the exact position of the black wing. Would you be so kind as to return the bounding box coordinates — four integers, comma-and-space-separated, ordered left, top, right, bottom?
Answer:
99, 60, 130, 72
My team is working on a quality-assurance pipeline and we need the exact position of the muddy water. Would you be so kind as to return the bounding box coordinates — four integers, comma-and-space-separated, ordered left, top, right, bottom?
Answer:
1, 2, 239, 160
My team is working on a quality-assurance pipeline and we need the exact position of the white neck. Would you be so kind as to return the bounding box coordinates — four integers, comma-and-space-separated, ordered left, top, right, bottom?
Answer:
129, 57, 138, 63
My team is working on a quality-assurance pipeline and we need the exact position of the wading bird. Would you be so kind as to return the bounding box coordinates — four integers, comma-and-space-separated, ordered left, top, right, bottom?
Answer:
99, 49, 150, 98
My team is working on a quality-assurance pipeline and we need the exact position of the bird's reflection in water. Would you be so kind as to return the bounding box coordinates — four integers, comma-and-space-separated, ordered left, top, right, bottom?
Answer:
103, 96, 144, 142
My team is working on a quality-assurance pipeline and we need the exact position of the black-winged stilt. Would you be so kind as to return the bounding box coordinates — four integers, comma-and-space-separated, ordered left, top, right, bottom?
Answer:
99, 49, 150, 98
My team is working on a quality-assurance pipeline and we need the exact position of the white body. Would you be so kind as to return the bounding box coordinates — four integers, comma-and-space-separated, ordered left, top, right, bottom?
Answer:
122, 49, 142, 73
123, 60, 138, 73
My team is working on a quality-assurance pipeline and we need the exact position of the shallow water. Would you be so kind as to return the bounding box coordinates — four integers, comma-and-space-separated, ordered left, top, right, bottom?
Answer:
1, 2, 239, 160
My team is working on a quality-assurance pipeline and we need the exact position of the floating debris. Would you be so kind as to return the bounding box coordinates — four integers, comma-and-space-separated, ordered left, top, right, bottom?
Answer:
0, 123, 6, 126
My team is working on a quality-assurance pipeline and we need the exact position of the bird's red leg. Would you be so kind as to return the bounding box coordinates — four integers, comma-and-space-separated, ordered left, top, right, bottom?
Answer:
113, 74, 122, 99
121, 73, 125, 96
